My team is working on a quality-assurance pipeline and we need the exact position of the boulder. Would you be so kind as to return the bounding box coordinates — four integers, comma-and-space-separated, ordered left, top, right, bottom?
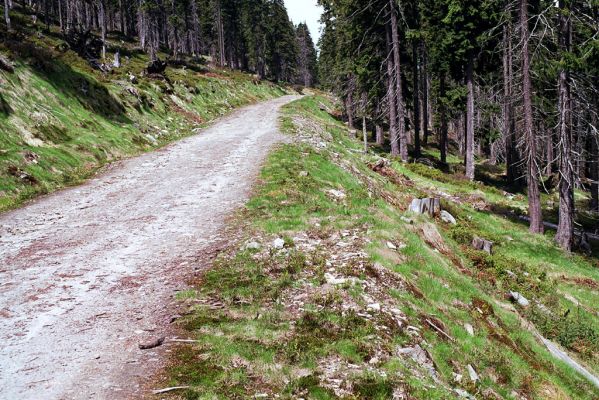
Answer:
509, 291, 530, 308
467, 364, 479, 382
273, 238, 285, 249
409, 197, 441, 217
472, 237, 493, 254
441, 210, 457, 225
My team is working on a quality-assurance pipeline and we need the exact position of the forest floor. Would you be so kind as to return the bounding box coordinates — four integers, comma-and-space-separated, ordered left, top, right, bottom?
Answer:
0, 95, 299, 400
155, 96, 598, 400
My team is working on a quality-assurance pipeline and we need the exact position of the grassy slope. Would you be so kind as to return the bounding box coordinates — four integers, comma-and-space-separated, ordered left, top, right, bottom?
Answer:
161, 96, 597, 399
0, 10, 287, 212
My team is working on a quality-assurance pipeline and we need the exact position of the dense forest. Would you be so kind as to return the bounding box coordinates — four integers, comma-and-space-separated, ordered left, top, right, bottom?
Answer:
2, 0, 318, 84
318, 0, 598, 252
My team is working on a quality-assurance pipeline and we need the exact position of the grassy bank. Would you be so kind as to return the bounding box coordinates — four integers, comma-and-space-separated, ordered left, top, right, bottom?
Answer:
160, 96, 597, 399
0, 12, 287, 212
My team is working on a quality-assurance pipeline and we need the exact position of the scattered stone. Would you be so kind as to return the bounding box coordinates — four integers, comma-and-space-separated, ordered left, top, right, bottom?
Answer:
349, 129, 357, 137
453, 372, 463, 383
244, 241, 261, 250
386, 241, 397, 250
464, 323, 474, 336
472, 237, 493, 254
505, 270, 516, 278
324, 273, 347, 285
326, 189, 346, 201
273, 238, 285, 249
128, 73, 138, 84
367, 303, 381, 312
440, 210, 457, 225
400, 216, 414, 225
454, 388, 476, 399
482, 388, 503, 400
298, 170, 309, 177
396, 345, 439, 382
138, 336, 165, 350
467, 364, 479, 382
409, 197, 441, 217
509, 291, 530, 308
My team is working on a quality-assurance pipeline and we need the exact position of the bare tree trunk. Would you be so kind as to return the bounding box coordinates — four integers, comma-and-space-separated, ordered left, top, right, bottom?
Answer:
216, 0, 225, 67
502, 22, 519, 186
465, 55, 475, 180
386, 26, 399, 156
99, 0, 107, 60
421, 43, 430, 146
545, 121, 554, 176
389, 0, 408, 162
520, 0, 544, 234
555, 0, 573, 249
376, 124, 384, 146
439, 73, 448, 164
591, 85, 599, 212
4, 0, 10, 31
412, 40, 421, 158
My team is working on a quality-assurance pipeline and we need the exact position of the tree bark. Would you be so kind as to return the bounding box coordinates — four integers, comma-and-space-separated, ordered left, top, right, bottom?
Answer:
386, 25, 399, 156
421, 42, 430, 146
439, 73, 448, 164
4, 0, 10, 31
502, 21, 520, 186
465, 55, 475, 180
555, 0, 574, 249
389, 0, 408, 162
521, 0, 544, 234
412, 40, 421, 158
591, 84, 599, 212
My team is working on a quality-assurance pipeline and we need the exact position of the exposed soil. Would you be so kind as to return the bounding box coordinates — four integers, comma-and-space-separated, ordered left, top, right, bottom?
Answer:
0, 95, 299, 400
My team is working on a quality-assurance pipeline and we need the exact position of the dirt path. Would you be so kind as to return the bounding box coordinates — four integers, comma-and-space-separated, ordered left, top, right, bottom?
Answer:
0, 95, 299, 400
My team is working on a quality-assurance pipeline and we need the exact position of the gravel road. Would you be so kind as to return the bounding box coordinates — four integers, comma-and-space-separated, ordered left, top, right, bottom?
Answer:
0, 95, 298, 399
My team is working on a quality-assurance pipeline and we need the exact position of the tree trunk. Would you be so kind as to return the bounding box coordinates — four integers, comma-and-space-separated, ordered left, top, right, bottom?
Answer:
412, 40, 421, 158
545, 121, 554, 176
216, 0, 225, 67
389, 0, 408, 162
99, 0, 107, 60
386, 25, 399, 156
421, 42, 430, 146
465, 55, 475, 180
591, 85, 599, 212
502, 21, 519, 187
521, 0, 544, 234
555, 0, 573, 249
363, 115, 368, 153
439, 73, 448, 164
376, 125, 384, 146
4, 0, 10, 31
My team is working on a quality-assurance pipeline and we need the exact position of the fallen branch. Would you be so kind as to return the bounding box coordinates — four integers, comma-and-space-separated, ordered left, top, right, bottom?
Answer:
424, 319, 455, 342
152, 386, 191, 394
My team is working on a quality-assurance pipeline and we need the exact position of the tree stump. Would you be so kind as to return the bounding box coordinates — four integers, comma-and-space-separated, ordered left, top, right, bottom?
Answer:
409, 198, 441, 217
472, 237, 493, 254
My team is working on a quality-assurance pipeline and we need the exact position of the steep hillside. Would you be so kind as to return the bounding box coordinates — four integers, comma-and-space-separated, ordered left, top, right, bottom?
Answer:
158, 96, 598, 399
0, 13, 288, 212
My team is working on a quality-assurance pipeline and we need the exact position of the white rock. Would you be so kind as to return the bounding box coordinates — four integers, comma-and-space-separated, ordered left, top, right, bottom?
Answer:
467, 364, 479, 382
386, 241, 397, 250
327, 189, 346, 200
367, 303, 381, 312
244, 241, 261, 250
453, 373, 463, 383
464, 323, 474, 336
273, 238, 285, 249
441, 210, 457, 225
509, 291, 530, 308
324, 273, 347, 285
